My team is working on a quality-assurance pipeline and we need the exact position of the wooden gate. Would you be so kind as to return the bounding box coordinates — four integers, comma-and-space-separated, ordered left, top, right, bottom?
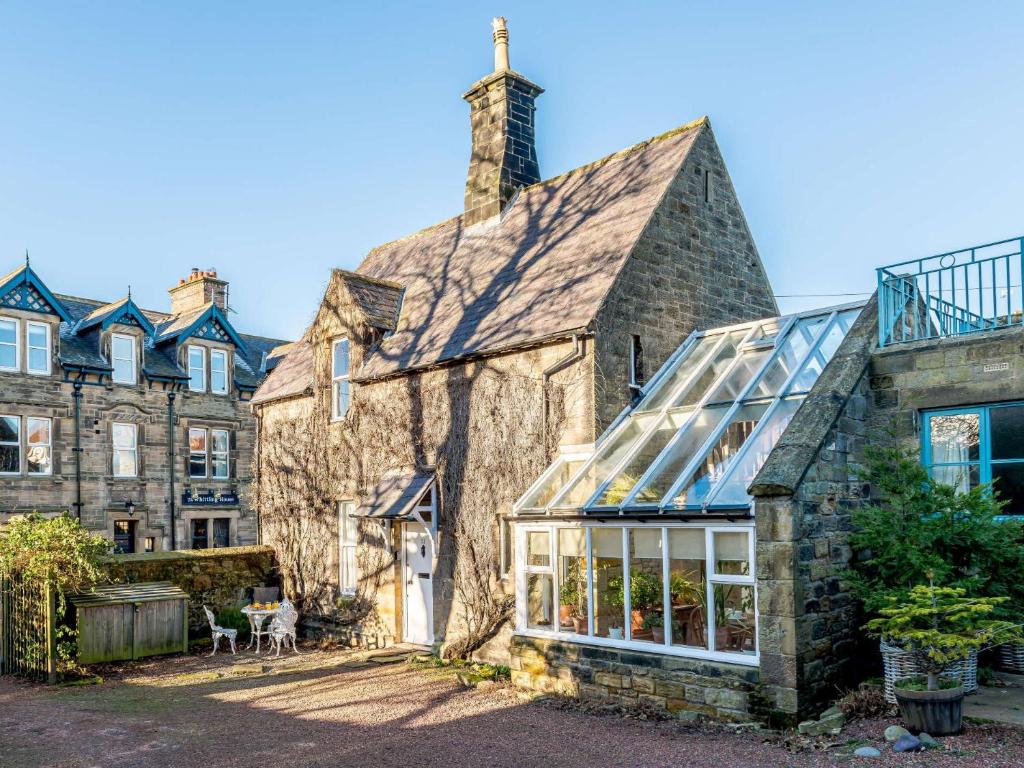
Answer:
0, 573, 57, 682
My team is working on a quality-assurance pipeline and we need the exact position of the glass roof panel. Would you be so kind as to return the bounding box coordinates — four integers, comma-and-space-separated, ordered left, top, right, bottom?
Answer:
668, 402, 770, 508
705, 347, 771, 404
705, 397, 804, 508
518, 455, 590, 511
626, 405, 732, 506
634, 333, 720, 413
671, 330, 747, 409
788, 310, 858, 393
748, 316, 826, 399
550, 411, 661, 509
593, 409, 693, 506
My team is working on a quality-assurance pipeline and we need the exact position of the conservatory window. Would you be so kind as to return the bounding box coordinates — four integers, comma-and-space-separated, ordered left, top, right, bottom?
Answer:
558, 528, 587, 633
516, 523, 757, 662
591, 528, 624, 639
922, 403, 1024, 515
524, 530, 553, 630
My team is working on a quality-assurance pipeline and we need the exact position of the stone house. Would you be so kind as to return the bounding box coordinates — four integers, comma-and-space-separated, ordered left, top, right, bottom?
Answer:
251, 18, 777, 655
508, 234, 1024, 724
0, 262, 288, 553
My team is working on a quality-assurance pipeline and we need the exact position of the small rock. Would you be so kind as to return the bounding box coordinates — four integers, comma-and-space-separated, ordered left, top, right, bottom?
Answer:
918, 732, 940, 749
725, 722, 761, 733
821, 705, 843, 719
798, 711, 845, 736
884, 725, 910, 742
475, 679, 498, 692
854, 746, 881, 758
893, 734, 924, 753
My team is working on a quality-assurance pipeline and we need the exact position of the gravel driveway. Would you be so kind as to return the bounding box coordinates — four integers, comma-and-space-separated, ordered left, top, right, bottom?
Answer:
1, 647, 1022, 768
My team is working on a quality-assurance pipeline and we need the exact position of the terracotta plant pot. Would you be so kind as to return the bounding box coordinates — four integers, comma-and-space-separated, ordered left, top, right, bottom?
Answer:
572, 615, 588, 634
652, 626, 665, 644
559, 605, 573, 625
631, 610, 644, 633
894, 684, 964, 736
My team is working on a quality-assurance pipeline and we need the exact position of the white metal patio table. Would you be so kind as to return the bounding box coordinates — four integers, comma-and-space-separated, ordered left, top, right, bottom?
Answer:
241, 603, 280, 653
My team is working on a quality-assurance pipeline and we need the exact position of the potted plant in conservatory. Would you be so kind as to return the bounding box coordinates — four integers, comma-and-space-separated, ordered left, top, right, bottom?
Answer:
609, 569, 662, 636
866, 583, 1020, 735
559, 560, 588, 633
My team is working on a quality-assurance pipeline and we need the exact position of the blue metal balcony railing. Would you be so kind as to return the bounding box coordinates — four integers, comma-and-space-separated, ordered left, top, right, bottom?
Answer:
877, 236, 1024, 347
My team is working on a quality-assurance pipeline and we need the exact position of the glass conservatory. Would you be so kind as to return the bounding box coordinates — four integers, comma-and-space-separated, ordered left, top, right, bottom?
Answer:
511, 303, 862, 664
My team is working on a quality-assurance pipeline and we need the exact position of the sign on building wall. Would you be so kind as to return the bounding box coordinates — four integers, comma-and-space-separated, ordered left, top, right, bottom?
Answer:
181, 488, 239, 506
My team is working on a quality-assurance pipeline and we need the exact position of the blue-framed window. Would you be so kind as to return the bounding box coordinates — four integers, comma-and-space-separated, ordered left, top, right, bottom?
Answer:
921, 402, 1024, 517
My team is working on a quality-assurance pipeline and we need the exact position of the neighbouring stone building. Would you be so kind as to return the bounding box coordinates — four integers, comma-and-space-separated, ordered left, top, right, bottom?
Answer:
0, 262, 289, 553
252, 18, 777, 656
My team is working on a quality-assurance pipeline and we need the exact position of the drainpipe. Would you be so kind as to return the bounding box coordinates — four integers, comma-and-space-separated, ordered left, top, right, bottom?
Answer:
254, 408, 263, 546
72, 382, 83, 521
541, 334, 584, 450
167, 391, 177, 551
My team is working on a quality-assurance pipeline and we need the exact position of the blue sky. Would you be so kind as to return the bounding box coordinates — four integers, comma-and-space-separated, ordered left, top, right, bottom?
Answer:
1, 2, 1021, 340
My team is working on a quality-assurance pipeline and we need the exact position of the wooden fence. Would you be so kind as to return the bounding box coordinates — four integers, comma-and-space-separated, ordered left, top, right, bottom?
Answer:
0, 573, 57, 683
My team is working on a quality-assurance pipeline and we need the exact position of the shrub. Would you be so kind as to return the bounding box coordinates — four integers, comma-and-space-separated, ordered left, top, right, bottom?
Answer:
866, 584, 1021, 691
846, 442, 1024, 618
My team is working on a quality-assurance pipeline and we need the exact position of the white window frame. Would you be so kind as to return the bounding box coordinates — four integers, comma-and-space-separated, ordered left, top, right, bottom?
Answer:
209, 348, 228, 395
0, 317, 20, 372
514, 520, 758, 666
331, 338, 351, 421
338, 501, 358, 595
112, 422, 138, 478
188, 427, 208, 479
26, 416, 52, 476
110, 333, 137, 385
0, 414, 21, 475
210, 428, 230, 479
25, 321, 50, 376
187, 345, 206, 392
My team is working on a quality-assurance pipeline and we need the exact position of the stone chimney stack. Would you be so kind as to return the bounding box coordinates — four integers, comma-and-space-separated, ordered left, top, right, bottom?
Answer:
169, 267, 229, 316
462, 17, 543, 227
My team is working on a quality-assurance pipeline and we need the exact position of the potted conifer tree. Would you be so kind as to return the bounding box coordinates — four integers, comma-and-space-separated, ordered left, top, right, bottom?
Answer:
867, 584, 1020, 735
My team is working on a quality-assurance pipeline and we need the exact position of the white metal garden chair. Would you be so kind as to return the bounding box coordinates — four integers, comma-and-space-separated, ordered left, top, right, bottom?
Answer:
203, 605, 237, 656
267, 599, 299, 657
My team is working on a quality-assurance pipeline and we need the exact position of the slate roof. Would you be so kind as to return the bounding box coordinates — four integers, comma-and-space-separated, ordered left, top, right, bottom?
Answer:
51, 292, 287, 385
252, 118, 708, 404
337, 271, 404, 331
249, 341, 313, 404
353, 471, 435, 520
354, 119, 705, 380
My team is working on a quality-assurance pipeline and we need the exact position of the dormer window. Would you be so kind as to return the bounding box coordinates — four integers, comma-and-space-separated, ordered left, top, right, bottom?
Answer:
26, 322, 50, 375
210, 349, 228, 395
188, 345, 206, 392
111, 333, 137, 385
332, 339, 351, 421
0, 318, 17, 371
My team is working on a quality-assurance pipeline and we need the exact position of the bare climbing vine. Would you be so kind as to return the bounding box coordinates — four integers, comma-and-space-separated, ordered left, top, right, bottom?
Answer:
254, 312, 581, 656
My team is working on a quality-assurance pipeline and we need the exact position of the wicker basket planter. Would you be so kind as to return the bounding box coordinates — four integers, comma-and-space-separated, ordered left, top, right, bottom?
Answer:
881, 641, 978, 704
998, 642, 1024, 673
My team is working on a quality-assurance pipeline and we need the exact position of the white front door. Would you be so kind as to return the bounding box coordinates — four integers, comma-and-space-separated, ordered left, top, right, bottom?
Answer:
402, 521, 434, 645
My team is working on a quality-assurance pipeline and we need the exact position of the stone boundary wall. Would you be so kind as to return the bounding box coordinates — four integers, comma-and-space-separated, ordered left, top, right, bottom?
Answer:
102, 545, 278, 633
510, 635, 758, 721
